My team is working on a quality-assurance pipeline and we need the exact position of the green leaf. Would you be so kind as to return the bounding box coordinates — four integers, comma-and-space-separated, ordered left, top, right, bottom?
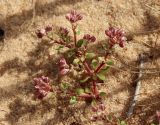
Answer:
86, 52, 96, 59
73, 58, 80, 65
70, 96, 77, 104
100, 66, 110, 74
120, 121, 127, 125
102, 43, 108, 50
67, 49, 75, 57
65, 36, 71, 43
97, 73, 106, 81
56, 45, 64, 50
117, 119, 127, 125
76, 88, 84, 95
61, 83, 70, 90
98, 57, 105, 62
80, 56, 85, 62
80, 77, 90, 83
85, 87, 91, 93
99, 92, 106, 97
91, 59, 98, 69
106, 60, 113, 65
107, 115, 112, 120
91, 99, 97, 106
47, 32, 53, 38
77, 39, 85, 47
76, 30, 81, 35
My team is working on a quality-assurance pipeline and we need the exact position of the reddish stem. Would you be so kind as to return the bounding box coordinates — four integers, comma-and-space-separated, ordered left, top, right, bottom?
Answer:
72, 24, 77, 47
92, 80, 99, 96
94, 62, 105, 73
47, 35, 71, 48
83, 60, 93, 75
95, 51, 110, 73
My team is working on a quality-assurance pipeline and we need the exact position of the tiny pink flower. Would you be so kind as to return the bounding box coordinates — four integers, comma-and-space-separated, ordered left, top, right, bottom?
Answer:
66, 10, 83, 23
36, 28, 46, 38
33, 76, 52, 99
59, 58, 69, 75
83, 34, 96, 43
59, 27, 69, 36
105, 27, 126, 48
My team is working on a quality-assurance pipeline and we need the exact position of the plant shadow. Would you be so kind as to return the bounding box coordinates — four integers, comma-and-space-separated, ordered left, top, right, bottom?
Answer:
0, 0, 83, 39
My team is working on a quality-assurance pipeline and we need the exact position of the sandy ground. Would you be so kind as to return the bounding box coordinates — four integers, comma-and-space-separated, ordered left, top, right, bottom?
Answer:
0, 0, 160, 125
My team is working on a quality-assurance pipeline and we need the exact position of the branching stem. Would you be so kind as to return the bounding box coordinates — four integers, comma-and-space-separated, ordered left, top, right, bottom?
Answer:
95, 62, 105, 73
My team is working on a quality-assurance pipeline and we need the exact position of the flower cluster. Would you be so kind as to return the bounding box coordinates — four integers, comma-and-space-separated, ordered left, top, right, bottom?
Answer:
59, 27, 69, 36
59, 58, 70, 75
105, 27, 126, 48
36, 25, 52, 38
34, 10, 129, 123
66, 10, 83, 23
33, 76, 52, 99
83, 34, 96, 43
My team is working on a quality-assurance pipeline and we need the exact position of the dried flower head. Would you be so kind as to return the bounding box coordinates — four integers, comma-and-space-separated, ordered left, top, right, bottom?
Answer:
36, 28, 46, 38
66, 10, 83, 23
83, 34, 96, 43
105, 27, 126, 48
33, 76, 52, 99
59, 58, 70, 75
45, 25, 53, 32
59, 27, 69, 36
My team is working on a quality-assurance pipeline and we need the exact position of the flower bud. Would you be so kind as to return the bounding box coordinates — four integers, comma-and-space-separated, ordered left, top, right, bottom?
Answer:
59, 27, 69, 36
33, 76, 52, 99
83, 34, 96, 43
66, 10, 83, 23
59, 58, 69, 75
36, 28, 46, 38
105, 27, 127, 48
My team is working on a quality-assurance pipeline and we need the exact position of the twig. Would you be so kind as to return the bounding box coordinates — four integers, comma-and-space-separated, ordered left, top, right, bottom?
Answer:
107, 64, 160, 74
133, 40, 155, 49
113, 56, 160, 71
128, 28, 160, 38
27, 0, 36, 30
0, 109, 7, 113
138, 101, 160, 107
127, 54, 144, 117
145, 4, 160, 14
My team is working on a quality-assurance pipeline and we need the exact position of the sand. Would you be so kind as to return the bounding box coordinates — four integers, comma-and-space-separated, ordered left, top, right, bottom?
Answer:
0, 0, 159, 125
